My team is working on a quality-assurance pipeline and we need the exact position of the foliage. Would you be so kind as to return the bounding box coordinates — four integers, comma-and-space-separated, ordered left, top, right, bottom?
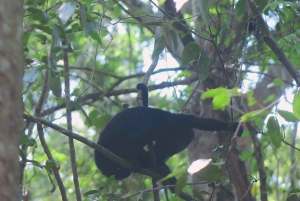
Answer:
20, 0, 300, 200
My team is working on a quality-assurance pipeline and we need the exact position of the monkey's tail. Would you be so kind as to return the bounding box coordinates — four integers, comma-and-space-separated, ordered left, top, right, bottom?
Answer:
136, 83, 148, 107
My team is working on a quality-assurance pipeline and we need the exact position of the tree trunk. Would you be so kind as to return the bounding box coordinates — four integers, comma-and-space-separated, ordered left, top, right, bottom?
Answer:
0, 0, 24, 200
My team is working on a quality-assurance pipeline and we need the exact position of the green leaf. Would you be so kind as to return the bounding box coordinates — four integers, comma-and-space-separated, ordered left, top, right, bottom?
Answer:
90, 31, 102, 45
33, 24, 53, 35
201, 88, 228, 99
23, 65, 41, 86
84, 190, 99, 196
113, 4, 122, 17
295, 41, 300, 55
94, 115, 112, 129
248, 96, 256, 106
26, 0, 46, 6
198, 0, 209, 28
79, 2, 88, 37
58, 1, 76, 24
273, 78, 284, 86
45, 166, 56, 193
240, 150, 253, 161
212, 94, 231, 110
256, 0, 269, 14
175, 71, 193, 80
194, 165, 222, 181
86, 0, 94, 8
175, 171, 188, 196
241, 110, 270, 122
193, 190, 208, 201
89, 110, 99, 121
290, 189, 300, 194
35, 33, 48, 43
234, 0, 246, 18
168, 29, 178, 50
220, 19, 229, 41
198, 53, 210, 82
263, 94, 275, 104
48, 56, 62, 98
21, 134, 37, 147
71, 22, 81, 32
278, 110, 300, 122
293, 92, 300, 119
24, 32, 31, 46
45, 160, 56, 171
105, 175, 116, 185
52, 24, 67, 41
86, 21, 96, 36
266, 116, 281, 148
286, 194, 299, 201
181, 42, 200, 66
151, 34, 166, 59
160, 166, 186, 182
27, 7, 50, 23
267, 2, 278, 11
157, 0, 165, 4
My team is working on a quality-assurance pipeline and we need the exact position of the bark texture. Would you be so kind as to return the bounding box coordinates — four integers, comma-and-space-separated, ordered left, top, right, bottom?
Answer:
0, 0, 24, 200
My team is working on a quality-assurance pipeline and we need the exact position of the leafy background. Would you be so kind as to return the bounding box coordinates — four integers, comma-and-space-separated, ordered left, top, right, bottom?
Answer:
21, 0, 300, 200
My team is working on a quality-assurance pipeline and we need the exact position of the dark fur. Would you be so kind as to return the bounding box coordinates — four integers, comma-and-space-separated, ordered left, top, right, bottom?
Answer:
94, 83, 243, 182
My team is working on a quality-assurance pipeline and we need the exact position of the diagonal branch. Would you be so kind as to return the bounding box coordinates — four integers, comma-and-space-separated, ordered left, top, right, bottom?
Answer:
23, 114, 198, 201
248, 0, 300, 86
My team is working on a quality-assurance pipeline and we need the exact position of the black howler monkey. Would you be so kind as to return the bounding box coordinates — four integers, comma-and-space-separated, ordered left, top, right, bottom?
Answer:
94, 83, 243, 183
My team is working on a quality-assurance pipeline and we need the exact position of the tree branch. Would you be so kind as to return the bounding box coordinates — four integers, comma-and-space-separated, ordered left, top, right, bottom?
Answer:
248, 0, 300, 86
32, 42, 68, 201
23, 114, 198, 201
61, 27, 82, 200
41, 75, 197, 116
246, 123, 268, 201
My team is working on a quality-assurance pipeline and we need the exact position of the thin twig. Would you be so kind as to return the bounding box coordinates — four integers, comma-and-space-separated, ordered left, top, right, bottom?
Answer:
76, 5, 108, 99
59, 13, 82, 199
33, 43, 68, 201
247, 123, 268, 201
